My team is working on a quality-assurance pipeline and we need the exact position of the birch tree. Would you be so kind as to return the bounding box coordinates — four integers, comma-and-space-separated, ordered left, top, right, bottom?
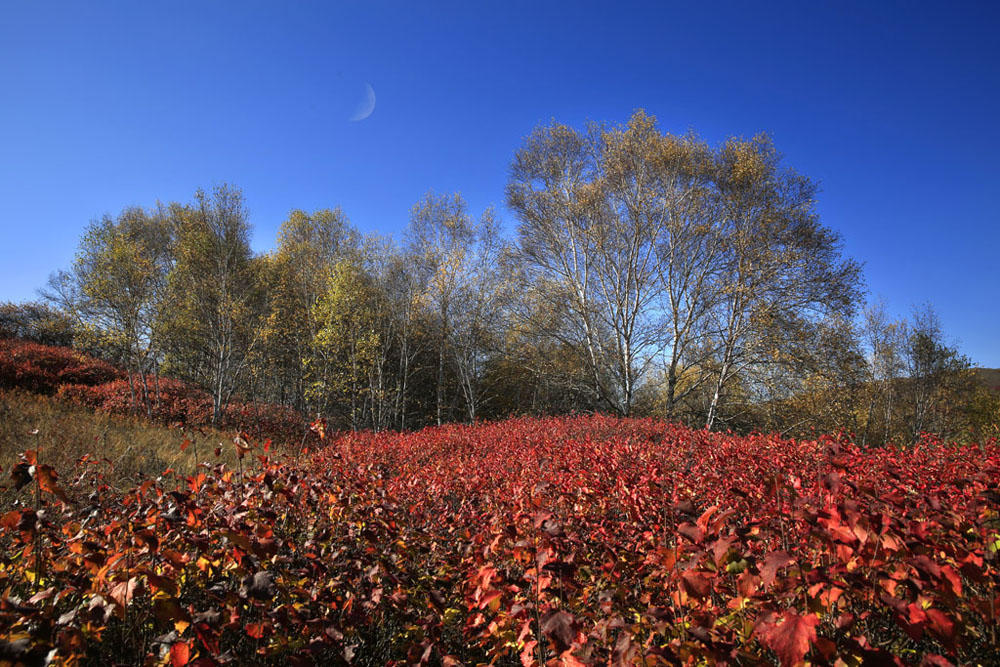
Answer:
309, 258, 379, 430
405, 192, 476, 425
507, 121, 620, 412
509, 113, 719, 416
45, 206, 172, 414
261, 208, 359, 412
702, 135, 862, 429
161, 185, 264, 423
449, 208, 511, 421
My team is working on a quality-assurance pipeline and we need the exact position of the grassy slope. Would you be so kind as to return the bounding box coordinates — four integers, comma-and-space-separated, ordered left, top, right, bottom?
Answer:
0, 389, 242, 497
975, 367, 1000, 390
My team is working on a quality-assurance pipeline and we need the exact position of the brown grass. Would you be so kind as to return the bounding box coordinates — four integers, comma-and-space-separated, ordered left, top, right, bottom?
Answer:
0, 389, 245, 501
974, 368, 1000, 391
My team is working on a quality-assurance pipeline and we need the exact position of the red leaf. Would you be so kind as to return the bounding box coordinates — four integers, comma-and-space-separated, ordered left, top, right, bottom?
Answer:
760, 551, 795, 586
758, 611, 819, 666
560, 651, 588, 667
10, 462, 32, 489
109, 577, 140, 609
835, 612, 855, 630
310, 418, 327, 440
939, 565, 962, 596
680, 570, 712, 599
170, 641, 190, 666
911, 554, 942, 579
147, 573, 179, 597
519, 640, 538, 667
696, 505, 719, 532
712, 535, 737, 566
925, 608, 956, 643
153, 597, 191, 625
611, 632, 638, 666
247, 571, 276, 600
136, 530, 159, 552
477, 589, 502, 610
677, 522, 705, 544
540, 609, 578, 653
898, 602, 927, 640
194, 622, 220, 656
180, 439, 191, 452
37, 464, 70, 502
234, 435, 251, 459
246, 622, 265, 639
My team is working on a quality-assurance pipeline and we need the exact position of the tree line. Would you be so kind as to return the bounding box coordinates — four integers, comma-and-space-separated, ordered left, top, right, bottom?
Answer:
5, 111, 994, 443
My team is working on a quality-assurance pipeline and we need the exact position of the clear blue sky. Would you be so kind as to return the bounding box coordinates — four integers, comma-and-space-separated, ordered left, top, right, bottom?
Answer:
1, 1, 997, 366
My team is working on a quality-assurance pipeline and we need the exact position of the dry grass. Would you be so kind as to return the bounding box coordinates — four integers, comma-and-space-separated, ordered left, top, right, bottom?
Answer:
975, 367, 1000, 390
0, 389, 246, 499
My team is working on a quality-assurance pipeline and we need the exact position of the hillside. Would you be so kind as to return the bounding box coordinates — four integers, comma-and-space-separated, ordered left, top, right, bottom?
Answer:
0, 337, 315, 446
975, 367, 1000, 390
0, 389, 244, 498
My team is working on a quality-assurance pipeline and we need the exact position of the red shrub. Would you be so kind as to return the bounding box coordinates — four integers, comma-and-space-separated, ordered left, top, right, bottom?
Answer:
221, 401, 309, 443
56, 376, 212, 422
56, 374, 309, 443
0, 338, 122, 394
2, 416, 995, 665
3, 339, 313, 448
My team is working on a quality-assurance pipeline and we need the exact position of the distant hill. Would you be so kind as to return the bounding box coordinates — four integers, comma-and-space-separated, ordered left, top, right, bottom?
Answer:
974, 368, 1000, 391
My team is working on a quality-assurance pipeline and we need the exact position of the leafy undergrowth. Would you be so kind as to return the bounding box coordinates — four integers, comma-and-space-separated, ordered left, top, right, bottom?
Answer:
1, 416, 998, 666
0, 338, 312, 445
0, 340, 123, 395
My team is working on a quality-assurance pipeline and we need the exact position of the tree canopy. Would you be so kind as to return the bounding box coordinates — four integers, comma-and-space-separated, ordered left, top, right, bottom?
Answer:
30, 112, 991, 443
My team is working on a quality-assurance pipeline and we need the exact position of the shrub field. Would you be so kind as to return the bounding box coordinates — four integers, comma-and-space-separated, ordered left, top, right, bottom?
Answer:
0, 339, 311, 445
0, 340, 123, 396
1, 415, 998, 665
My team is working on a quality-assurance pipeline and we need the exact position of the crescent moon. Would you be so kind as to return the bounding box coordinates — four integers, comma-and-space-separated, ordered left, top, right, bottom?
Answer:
350, 83, 376, 121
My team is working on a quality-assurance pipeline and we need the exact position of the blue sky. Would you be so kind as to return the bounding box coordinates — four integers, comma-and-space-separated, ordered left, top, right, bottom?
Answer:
1, 1, 997, 366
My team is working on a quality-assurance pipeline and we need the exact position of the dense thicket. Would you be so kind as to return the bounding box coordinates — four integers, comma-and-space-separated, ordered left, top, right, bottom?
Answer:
12, 111, 995, 443
1, 416, 998, 664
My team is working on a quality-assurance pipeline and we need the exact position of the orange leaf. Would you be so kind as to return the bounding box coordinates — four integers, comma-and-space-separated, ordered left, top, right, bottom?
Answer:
1, 510, 20, 530
37, 464, 70, 502
170, 641, 190, 667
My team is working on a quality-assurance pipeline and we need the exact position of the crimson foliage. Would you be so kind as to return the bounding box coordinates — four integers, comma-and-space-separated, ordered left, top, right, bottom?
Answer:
1, 338, 310, 444
54, 379, 307, 443
0, 339, 122, 395
0, 416, 998, 666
